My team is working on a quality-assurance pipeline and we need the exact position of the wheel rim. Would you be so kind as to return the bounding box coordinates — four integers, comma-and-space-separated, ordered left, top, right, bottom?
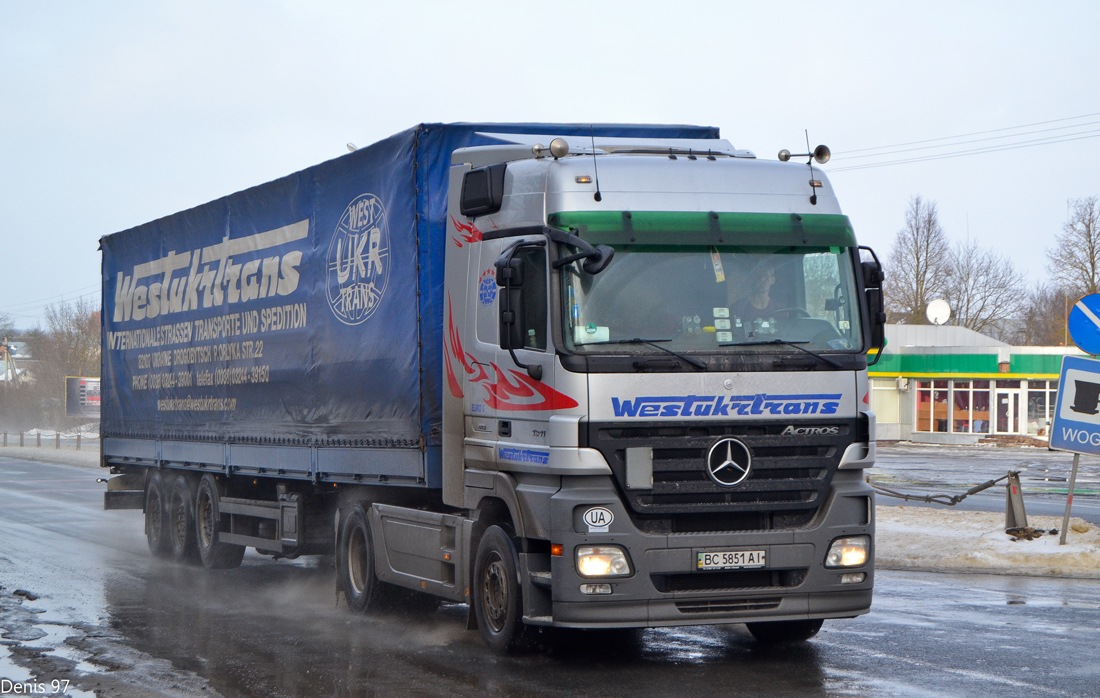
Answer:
197, 490, 215, 549
171, 490, 188, 549
482, 552, 508, 633
347, 525, 368, 595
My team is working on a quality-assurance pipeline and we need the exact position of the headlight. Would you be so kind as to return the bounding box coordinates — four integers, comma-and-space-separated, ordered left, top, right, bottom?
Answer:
825, 536, 870, 568
576, 545, 632, 578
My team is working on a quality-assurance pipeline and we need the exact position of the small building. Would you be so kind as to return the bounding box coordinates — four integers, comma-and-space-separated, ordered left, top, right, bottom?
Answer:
869, 325, 1084, 444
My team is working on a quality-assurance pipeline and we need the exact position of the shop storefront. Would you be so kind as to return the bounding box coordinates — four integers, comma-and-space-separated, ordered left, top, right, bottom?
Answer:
869, 325, 1083, 444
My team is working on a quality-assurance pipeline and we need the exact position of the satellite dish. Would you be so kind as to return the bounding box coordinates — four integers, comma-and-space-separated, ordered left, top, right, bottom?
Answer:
926, 299, 952, 325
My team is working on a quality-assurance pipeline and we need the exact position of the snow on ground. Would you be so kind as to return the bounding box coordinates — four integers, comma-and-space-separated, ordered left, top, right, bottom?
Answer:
876, 505, 1100, 578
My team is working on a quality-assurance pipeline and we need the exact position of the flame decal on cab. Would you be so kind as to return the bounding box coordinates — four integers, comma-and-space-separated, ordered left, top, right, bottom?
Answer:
450, 216, 483, 247
445, 294, 578, 411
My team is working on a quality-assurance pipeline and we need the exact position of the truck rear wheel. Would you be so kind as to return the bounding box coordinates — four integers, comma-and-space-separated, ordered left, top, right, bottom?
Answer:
745, 619, 823, 643
168, 474, 200, 564
473, 525, 526, 653
195, 474, 245, 570
338, 505, 379, 612
145, 471, 171, 557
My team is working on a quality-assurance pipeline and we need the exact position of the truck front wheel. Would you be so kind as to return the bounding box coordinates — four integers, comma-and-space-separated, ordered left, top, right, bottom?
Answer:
195, 474, 245, 570
338, 505, 379, 612
745, 619, 824, 643
145, 471, 171, 557
473, 525, 525, 653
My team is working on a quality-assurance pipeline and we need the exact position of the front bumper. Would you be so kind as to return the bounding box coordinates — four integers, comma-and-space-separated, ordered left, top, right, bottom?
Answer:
539, 470, 874, 628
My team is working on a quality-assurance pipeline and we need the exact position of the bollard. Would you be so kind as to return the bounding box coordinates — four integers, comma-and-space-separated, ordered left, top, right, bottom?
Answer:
76, 434, 81, 450
36, 432, 41, 448
2, 432, 5, 447
1005, 471, 1028, 529
55, 433, 60, 449
19, 431, 23, 447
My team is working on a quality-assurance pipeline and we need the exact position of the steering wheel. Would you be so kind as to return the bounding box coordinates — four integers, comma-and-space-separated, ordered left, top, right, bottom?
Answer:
772, 307, 811, 318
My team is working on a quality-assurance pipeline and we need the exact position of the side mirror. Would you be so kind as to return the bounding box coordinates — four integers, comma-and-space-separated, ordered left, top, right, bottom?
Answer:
582, 245, 615, 274
861, 260, 884, 288
494, 257, 525, 351
866, 287, 886, 365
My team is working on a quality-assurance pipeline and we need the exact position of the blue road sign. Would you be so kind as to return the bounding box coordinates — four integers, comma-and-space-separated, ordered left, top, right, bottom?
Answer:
1067, 293, 1100, 355
1050, 355, 1100, 455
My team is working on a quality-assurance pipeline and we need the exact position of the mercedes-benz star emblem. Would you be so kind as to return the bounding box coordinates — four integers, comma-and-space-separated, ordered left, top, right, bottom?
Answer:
706, 438, 752, 487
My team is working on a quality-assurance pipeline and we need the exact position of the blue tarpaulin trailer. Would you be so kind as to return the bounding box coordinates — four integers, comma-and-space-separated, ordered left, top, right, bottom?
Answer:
100, 123, 720, 487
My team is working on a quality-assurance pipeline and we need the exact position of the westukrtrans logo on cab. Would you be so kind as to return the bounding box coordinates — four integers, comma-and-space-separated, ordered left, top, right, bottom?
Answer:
611, 393, 842, 418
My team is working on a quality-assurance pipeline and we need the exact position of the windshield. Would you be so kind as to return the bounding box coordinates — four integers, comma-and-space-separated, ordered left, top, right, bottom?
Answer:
562, 244, 863, 354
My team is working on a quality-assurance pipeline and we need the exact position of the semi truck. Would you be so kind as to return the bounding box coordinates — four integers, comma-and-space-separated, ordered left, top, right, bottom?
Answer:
100, 122, 886, 652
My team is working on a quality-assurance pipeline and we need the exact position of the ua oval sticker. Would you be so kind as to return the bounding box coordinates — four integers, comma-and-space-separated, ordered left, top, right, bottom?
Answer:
583, 507, 614, 530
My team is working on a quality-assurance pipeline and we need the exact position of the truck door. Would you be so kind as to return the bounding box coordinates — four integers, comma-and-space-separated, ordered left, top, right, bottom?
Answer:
471, 235, 555, 470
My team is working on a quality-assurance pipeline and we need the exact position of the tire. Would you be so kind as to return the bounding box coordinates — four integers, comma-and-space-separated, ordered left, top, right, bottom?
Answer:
195, 474, 245, 570
473, 525, 525, 654
745, 619, 824, 644
167, 473, 200, 564
145, 471, 171, 557
338, 505, 379, 612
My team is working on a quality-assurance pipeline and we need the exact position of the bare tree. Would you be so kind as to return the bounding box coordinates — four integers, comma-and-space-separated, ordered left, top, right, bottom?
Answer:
1013, 284, 1073, 346
946, 239, 1027, 336
1047, 196, 1100, 296
18, 298, 101, 430
884, 196, 952, 323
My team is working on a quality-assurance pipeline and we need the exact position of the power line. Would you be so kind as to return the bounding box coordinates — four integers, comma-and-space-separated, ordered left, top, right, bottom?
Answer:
835, 111, 1100, 155
0, 284, 101, 312
834, 120, 1100, 161
830, 130, 1100, 172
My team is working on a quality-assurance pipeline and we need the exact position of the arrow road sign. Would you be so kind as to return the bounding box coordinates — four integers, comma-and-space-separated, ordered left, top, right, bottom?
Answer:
1067, 293, 1100, 355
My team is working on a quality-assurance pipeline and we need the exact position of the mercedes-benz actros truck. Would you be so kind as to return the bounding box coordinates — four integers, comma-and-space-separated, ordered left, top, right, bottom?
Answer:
100, 122, 885, 652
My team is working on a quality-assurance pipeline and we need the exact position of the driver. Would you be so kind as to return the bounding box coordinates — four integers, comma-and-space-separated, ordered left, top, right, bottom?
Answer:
731, 262, 781, 327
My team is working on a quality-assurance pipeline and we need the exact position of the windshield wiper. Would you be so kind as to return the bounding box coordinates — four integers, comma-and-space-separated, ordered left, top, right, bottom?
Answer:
721, 338, 842, 369
585, 337, 707, 371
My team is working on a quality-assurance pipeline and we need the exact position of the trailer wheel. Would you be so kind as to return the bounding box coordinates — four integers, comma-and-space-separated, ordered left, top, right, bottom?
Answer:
168, 474, 200, 564
745, 619, 823, 644
338, 505, 379, 612
473, 525, 525, 653
195, 474, 245, 570
145, 471, 171, 557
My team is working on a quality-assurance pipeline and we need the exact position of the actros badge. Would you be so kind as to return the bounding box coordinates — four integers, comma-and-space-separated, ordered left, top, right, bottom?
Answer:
327, 193, 390, 325
706, 438, 752, 487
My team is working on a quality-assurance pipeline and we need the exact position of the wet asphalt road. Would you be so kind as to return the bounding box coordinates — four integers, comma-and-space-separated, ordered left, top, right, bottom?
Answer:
1, 452, 1100, 697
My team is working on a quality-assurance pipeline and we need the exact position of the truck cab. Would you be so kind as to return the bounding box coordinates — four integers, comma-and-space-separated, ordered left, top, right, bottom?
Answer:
440, 134, 883, 648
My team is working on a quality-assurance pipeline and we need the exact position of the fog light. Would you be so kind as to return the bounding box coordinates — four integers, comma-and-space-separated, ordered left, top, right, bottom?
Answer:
841, 573, 866, 584
580, 583, 612, 595
576, 545, 632, 577
825, 536, 870, 568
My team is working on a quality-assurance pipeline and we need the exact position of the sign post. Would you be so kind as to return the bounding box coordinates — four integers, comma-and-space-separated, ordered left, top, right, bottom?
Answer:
1049, 354, 1100, 545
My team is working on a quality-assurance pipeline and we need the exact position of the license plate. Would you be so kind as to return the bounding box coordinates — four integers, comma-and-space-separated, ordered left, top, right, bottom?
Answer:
697, 550, 766, 570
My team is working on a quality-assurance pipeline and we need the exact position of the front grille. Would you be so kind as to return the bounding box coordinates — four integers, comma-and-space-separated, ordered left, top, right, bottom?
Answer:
675, 598, 782, 614
587, 420, 855, 521
653, 568, 808, 593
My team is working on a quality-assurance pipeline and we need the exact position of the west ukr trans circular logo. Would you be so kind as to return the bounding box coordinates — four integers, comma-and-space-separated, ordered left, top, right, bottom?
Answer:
326, 194, 390, 325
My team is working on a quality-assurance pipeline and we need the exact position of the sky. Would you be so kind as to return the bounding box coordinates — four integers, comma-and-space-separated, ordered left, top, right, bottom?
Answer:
2, 1, 1098, 330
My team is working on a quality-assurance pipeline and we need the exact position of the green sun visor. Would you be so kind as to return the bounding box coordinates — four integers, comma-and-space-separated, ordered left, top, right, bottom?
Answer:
547, 211, 857, 248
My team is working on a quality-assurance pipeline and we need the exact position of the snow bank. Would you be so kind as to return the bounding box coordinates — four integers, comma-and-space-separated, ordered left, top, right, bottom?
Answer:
876, 506, 1100, 578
